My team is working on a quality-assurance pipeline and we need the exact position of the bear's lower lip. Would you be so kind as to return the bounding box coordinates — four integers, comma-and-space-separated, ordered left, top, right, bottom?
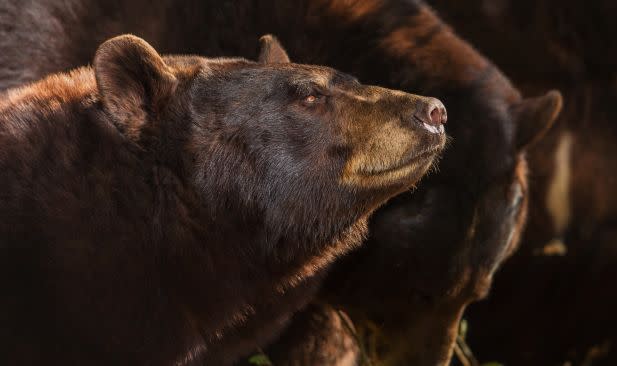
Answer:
413, 115, 445, 134
359, 145, 443, 176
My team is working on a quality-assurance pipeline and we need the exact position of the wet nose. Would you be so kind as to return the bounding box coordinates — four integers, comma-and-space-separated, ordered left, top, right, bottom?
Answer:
418, 98, 447, 126
414, 97, 447, 134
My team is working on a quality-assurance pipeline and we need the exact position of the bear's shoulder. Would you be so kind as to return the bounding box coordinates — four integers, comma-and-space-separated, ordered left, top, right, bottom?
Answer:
1, 67, 95, 112
0, 67, 98, 139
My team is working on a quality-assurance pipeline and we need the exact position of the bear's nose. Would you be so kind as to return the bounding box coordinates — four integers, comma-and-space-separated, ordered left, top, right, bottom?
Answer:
419, 98, 447, 126
414, 97, 447, 134
414, 98, 448, 133
429, 102, 447, 125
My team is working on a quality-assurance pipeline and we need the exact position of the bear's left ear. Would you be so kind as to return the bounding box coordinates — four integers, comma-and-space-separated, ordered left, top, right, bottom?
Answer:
511, 90, 563, 150
258, 34, 291, 64
94, 34, 177, 139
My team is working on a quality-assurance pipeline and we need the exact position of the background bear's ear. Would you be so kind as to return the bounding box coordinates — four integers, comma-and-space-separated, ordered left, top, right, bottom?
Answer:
511, 90, 563, 150
258, 34, 291, 64
94, 34, 177, 139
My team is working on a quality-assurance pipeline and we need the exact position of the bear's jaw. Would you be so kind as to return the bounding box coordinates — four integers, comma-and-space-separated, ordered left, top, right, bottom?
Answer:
357, 144, 443, 176
341, 143, 444, 189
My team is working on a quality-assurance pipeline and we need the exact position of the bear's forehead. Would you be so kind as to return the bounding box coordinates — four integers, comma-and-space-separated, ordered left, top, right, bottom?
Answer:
162, 55, 358, 90
235, 63, 337, 84
213, 60, 354, 86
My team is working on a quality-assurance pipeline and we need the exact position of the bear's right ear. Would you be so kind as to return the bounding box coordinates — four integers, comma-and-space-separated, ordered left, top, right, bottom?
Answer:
94, 35, 177, 139
511, 90, 563, 150
258, 34, 291, 64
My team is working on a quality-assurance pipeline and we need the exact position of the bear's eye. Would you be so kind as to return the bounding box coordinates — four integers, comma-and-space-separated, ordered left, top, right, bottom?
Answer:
305, 95, 319, 103
295, 83, 327, 106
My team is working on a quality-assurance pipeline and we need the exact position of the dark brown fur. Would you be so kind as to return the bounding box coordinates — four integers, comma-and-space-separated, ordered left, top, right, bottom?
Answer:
429, 1, 617, 364
0, 1, 561, 364
0, 34, 445, 365
429, 0, 617, 85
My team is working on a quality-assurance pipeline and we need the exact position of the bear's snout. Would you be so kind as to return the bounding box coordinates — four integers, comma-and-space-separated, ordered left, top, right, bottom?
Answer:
339, 89, 447, 189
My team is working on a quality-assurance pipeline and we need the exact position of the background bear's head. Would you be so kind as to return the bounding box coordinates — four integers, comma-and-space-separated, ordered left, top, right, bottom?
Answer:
93, 34, 446, 267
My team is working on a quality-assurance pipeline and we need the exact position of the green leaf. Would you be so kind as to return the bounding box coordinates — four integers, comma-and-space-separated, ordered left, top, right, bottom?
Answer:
248, 353, 273, 366
481, 362, 504, 366
459, 319, 468, 340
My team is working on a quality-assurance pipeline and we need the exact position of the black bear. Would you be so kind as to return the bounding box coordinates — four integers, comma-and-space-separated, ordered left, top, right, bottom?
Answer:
0, 34, 447, 365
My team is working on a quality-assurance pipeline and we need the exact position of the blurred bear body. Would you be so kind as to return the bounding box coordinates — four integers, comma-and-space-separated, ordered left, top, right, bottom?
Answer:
430, 1, 617, 364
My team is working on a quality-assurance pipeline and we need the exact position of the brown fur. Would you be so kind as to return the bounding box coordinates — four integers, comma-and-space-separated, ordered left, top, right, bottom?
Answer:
264, 304, 360, 366
430, 0, 617, 84
429, 1, 617, 364
0, 1, 562, 364
0, 34, 445, 365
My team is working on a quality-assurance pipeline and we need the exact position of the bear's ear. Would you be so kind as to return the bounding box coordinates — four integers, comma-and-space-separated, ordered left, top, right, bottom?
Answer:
94, 34, 177, 139
258, 34, 291, 64
511, 90, 563, 150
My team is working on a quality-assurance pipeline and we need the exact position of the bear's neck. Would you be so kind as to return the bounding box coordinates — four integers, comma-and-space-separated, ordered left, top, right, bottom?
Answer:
151, 165, 369, 347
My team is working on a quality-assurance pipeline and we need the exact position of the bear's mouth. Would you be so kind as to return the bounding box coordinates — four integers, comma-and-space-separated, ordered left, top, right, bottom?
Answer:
359, 145, 443, 177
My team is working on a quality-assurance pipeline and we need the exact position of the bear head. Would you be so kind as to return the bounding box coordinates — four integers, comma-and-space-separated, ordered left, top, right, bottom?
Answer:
93, 34, 447, 284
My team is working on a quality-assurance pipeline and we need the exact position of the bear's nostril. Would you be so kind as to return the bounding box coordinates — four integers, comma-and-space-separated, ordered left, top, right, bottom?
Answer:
429, 106, 446, 125
414, 97, 447, 134
425, 98, 447, 126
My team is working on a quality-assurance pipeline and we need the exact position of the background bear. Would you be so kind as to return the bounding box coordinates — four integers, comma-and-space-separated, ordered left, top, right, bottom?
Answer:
429, 1, 617, 364
0, 34, 447, 365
